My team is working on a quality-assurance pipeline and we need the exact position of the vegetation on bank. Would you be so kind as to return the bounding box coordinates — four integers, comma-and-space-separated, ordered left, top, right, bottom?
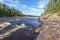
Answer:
0, 3, 23, 17
41, 0, 60, 16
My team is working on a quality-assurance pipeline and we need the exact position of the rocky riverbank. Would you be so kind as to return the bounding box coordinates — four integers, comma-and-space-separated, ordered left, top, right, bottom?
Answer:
36, 13, 60, 40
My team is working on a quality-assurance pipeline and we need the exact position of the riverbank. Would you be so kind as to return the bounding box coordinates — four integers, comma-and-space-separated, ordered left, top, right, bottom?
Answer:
36, 13, 60, 40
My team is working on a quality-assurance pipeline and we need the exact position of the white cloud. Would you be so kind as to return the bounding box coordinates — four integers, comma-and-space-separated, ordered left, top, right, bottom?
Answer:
31, 8, 44, 16
38, 4, 45, 8
38, 0, 49, 8
0, 0, 2, 2
0, 0, 22, 8
21, 7, 44, 16
22, 5, 28, 8
0, 0, 4, 3
30, 8, 41, 11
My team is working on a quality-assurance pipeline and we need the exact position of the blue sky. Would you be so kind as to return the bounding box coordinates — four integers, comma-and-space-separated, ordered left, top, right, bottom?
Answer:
0, 0, 49, 16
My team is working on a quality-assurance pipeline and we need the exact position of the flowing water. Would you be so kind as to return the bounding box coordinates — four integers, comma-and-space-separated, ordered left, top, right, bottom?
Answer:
0, 17, 41, 40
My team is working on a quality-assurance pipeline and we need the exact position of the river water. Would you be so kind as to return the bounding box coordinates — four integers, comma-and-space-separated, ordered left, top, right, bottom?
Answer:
0, 17, 41, 40
0, 17, 41, 28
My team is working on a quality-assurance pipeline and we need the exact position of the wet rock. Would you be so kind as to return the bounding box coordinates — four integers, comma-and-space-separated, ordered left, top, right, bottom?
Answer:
35, 28, 41, 33
0, 23, 26, 40
0, 22, 11, 30
15, 23, 26, 29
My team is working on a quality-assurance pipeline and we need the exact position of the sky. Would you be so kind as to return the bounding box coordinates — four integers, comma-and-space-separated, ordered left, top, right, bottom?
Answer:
0, 0, 49, 16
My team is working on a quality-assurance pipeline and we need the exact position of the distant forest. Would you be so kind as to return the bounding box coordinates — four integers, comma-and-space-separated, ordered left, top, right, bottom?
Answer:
0, 3, 24, 17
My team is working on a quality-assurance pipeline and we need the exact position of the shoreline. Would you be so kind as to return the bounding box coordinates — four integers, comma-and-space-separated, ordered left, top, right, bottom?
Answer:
36, 15, 60, 40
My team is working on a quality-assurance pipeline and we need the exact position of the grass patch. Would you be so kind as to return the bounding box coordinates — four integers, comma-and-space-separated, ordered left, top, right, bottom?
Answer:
57, 12, 60, 16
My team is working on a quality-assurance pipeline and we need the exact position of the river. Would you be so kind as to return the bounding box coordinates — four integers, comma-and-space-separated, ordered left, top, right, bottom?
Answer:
0, 17, 41, 29
0, 17, 41, 40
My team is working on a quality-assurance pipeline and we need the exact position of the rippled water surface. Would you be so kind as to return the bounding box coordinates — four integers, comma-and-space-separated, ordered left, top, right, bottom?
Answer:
0, 17, 41, 27
0, 17, 41, 40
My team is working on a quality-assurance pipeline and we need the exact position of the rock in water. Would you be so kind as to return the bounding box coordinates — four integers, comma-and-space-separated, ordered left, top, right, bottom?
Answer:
0, 22, 11, 30
0, 23, 26, 40
35, 28, 41, 33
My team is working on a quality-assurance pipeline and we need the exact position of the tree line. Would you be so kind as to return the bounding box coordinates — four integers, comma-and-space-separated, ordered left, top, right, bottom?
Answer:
0, 3, 23, 17
42, 0, 60, 16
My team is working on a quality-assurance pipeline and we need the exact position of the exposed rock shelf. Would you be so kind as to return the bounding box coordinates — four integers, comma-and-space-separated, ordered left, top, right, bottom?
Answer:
36, 15, 60, 40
